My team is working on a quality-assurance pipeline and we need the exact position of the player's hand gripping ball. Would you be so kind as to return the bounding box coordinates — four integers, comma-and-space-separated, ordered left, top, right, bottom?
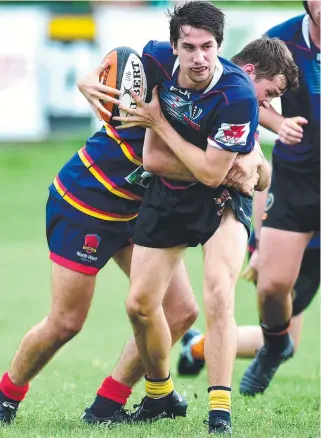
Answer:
99, 47, 148, 124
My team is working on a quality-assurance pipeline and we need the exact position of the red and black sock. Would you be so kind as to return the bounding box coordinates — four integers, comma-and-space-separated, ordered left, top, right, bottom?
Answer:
261, 321, 291, 354
90, 376, 132, 418
0, 372, 29, 405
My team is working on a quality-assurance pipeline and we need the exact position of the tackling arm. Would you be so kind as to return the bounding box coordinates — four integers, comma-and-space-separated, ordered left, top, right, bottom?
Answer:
143, 129, 196, 181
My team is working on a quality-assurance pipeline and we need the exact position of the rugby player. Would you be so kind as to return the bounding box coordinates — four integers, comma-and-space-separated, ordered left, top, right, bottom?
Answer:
177, 192, 320, 374
240, 0, 320, 397
0, 12, 284, 430
98, 2, 299, 433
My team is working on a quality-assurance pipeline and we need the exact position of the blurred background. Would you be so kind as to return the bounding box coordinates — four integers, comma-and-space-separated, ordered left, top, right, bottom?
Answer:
0, 0, 302, 143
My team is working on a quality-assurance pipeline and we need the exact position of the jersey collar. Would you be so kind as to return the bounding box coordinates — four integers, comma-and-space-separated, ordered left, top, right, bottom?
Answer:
302, 14, 310, 49
171, 57, 223, 93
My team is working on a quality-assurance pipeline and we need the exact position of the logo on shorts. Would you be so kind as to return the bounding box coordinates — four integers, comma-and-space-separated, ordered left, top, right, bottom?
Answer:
83, 234, 101, 254
214, 189, 232, 216
265, 193, 274, 212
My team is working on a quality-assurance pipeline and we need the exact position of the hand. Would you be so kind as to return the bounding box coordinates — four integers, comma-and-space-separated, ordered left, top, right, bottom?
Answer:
278, 116, 308, 145
241, 249, 258, 282
222, 149, 262, 188
113, 86, 164, 129
77, 58, 121, 121
225, 171, 259, 196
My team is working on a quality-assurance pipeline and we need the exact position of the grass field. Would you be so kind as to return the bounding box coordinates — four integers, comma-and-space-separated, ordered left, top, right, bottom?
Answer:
0, 140, 319, 438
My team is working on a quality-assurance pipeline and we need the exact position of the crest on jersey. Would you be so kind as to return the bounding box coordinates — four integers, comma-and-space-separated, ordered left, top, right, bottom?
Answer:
83, 234, 101, 254
214, 122, 250, 147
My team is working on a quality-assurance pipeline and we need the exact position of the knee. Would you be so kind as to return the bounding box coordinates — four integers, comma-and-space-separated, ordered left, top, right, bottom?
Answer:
168, 298, 199, 334
258, 279, 291, 298
178, 299, 199, 331
48, 314, 85, 344
126, 294, 156, 323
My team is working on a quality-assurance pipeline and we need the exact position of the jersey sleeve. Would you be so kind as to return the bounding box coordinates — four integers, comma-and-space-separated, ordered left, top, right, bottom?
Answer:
207, 98, 259, 154
142, 40, 175, 101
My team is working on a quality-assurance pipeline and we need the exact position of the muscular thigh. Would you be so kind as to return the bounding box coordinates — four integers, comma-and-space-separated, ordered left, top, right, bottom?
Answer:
50, 262, 96, 322
203, 208, 248, 294
129, 245, 186, 309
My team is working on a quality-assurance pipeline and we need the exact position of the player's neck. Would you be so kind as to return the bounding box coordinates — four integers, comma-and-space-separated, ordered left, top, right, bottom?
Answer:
309, 21, 320, 49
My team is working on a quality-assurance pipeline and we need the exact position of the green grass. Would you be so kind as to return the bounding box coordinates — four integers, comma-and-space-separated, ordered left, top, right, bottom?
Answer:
0, 140, 319, 437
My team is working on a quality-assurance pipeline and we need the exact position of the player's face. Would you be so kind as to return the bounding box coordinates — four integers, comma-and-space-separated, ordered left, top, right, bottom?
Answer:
172, 26, 219, 90
252, 74, 286, 109
308, 1, 321, 29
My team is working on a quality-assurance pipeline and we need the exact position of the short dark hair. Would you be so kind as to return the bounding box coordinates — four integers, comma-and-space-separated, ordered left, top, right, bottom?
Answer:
168, 1, 225, 48
303, 1, 316, 24
231, 37, 299, 92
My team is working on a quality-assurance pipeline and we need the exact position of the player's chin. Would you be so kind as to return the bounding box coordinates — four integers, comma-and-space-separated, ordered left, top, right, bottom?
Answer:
190, 70, 210, 83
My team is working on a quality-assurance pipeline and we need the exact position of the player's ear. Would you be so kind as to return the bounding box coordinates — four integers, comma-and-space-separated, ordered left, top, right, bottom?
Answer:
243, 63, 255, 76
171, 42, 178, 56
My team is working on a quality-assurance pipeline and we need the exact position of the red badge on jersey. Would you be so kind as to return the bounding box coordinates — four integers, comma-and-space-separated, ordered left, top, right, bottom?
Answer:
214, 122, 250, 147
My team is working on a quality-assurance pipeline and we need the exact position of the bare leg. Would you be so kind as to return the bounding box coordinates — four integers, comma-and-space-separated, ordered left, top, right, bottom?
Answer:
9, 263, 96, 386
126, 245, 185, 380
112, 245, 198, 386
203, 209, 248, 387
258, 228, 312, 327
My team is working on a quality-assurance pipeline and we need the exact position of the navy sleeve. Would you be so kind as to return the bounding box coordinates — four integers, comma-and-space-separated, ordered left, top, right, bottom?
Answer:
207, 98, 259, 154
142, 40, 175, 101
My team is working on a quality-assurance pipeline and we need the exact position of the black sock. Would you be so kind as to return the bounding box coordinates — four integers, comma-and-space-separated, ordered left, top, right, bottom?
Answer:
0, 390, 19, 406
90, 394, 123, 418
261, 321, 291, 354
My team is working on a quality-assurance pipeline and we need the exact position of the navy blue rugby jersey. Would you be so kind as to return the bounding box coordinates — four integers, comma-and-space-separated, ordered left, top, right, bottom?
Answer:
142, 41, 259, 188
266, 14, 320, 174
50, 125, 147, 221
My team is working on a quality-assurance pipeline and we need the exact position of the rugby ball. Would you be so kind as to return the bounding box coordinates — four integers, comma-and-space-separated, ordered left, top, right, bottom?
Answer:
99, 46, 147, 124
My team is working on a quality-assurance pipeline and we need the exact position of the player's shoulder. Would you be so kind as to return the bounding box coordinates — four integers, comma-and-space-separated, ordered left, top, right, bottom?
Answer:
213, 57, 257, 105
265, 14, 305, 40
142, 40, 176, 79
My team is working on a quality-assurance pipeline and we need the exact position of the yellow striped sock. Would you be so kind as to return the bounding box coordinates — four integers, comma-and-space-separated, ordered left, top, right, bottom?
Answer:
209, 389, 231, 413
145, 375, 174, 399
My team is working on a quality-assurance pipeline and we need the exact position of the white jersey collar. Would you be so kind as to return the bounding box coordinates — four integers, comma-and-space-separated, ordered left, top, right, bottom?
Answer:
302, 14, 311, 49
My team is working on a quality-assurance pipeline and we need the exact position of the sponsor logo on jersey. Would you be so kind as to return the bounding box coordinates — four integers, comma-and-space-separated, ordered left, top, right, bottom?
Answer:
214, 122, 250, 147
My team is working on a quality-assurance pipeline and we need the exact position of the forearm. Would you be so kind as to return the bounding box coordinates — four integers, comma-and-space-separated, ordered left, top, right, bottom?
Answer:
142, 128, 196, 181
255, 157, 271, 191
259, 107, 284, 135
153, 118, 231, 187
144, 149, 196, 181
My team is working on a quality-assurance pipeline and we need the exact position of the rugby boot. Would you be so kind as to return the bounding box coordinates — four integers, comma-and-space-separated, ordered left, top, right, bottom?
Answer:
240, 335, 295, 396
81, 406, 131, 426
177, 328, 205, 376
204, 417, 232, 435
0, 400, 18, 425
131, 390, 187, 422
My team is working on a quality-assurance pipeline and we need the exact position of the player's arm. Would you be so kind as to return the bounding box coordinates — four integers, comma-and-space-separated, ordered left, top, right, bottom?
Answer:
143, 129, 196, 181
115, 88, 259, 188
148, 119, 237, 187
259, 106, 308, 145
